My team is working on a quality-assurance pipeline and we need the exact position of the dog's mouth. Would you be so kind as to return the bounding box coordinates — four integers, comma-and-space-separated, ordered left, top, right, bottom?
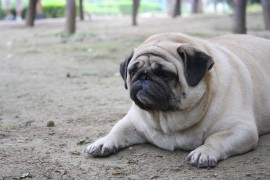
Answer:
135, 84, 160, 110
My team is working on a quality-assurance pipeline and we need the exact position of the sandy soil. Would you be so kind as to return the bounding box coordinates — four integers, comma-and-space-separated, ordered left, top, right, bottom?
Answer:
1, 13, 270, 180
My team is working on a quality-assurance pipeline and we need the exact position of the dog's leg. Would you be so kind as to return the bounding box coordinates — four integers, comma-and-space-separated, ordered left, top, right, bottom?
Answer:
187, 122, 258, 167
85, 116, 146, 157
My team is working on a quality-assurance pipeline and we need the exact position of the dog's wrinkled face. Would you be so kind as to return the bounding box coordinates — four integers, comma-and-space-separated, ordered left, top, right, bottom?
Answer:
128, 54, 180, 111
120, 44, 214, 112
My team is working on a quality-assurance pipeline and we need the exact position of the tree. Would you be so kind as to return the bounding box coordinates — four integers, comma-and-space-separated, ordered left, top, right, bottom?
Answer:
26, 0, 38, 26
232, 0, 247, 34
213, 0, 218, 12
192, 0, 203, 14
0, 1, 2, 19
132, 0, 140, 26
261, 0, 270, 30
66, 0, 76, 34
167, 0, 181, 18
79, 0, 84, 21
174, 0, 181, 17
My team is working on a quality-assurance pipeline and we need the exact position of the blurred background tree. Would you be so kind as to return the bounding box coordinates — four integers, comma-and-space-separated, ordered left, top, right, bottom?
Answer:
261, 0, 270, 30
0, 0, 265, 19
192, 0, 203, 13
0, 0, 269, 34
167, 0, 181, 18
232, 0, 247, 34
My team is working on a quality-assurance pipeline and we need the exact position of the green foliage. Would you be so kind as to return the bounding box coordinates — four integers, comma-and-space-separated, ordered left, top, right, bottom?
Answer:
139, 2, 161, 13
84, 0, 161, 15
84, 1, 121, 15
0, 0, 161, 19
247, 3, 262, 12
43, 6, 65, 18
38, 0, 65, 18
249, 0, 260, 4
41, 0, 65, 7
0, 8, 27, 19
0, 0, 66, 19
221, 0, 261, 8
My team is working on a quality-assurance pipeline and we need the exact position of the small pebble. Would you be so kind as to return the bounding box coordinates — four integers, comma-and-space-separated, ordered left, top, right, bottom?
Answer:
47, 121, 55, 127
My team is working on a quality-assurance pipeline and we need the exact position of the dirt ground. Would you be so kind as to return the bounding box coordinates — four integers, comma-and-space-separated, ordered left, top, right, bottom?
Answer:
1, 13, 270, 180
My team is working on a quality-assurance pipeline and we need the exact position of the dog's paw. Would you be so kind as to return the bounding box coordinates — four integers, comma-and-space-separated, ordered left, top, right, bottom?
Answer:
84, 137, 118, 157
187, 145, 220, 168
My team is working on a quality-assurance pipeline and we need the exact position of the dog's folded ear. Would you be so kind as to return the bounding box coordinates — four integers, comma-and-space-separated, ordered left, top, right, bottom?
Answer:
177, 45, 214, 87
120, 50, 134, 89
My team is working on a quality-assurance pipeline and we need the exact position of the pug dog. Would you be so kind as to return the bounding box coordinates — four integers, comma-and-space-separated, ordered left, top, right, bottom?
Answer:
85, 33, 270, 167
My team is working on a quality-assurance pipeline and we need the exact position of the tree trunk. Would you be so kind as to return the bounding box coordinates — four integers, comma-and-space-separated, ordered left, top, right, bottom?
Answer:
213, 0, 218, 12
26, 0, 38, 26
0, 1, 2, 19
132, 0, 140, 26
174, 0, 181, 17
167, 0, 181, 18
79, 0, 84, 21
192, 0, 203, 14
232, 0, 247, 34
66, 0, 76, 34
261, 0, 270, 30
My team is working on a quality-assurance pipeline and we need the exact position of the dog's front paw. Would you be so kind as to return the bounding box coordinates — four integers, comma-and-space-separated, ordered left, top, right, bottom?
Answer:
187, 145, 221, 168
85, 137, 118, 157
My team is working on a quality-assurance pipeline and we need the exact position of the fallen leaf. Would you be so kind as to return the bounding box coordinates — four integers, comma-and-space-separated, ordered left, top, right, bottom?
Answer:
1, 125, 9, 131
17, 137, 27, 143
55, 169, 67, 177
70, 151, 81, 156
46, 121, 55, 127
150, 175, 159, 179
20, 172, 32, 179
77, 139, 86, 145
112, 172, 123, 176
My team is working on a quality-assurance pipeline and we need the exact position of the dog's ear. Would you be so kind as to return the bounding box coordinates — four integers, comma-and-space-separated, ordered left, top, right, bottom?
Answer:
177, 45, 214, 87
120, 50, 134, 89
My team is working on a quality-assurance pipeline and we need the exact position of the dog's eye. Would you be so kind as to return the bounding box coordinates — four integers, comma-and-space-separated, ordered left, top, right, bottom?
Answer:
129, 68, 136, 78
157, 71, 175, 80
158, 72, 169, 79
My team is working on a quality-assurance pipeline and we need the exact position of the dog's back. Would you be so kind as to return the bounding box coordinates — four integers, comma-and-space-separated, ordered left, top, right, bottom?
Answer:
209, 34, 270, 67
209, 35, 270, 135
